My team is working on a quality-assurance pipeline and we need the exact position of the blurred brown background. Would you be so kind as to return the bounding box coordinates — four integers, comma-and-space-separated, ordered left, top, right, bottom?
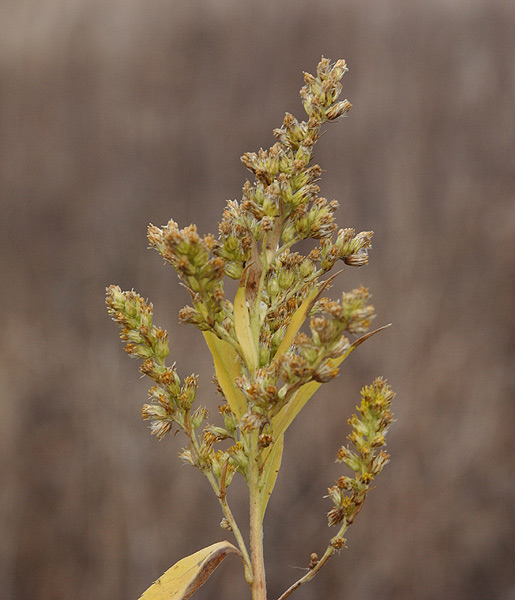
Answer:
1, 1, 514, 599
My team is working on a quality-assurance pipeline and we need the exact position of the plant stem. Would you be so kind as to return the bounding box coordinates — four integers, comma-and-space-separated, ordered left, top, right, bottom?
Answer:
275, 520, 350, 600
249, 433, 267, 600
208, 471, 253, 583
188, 423, 253, 583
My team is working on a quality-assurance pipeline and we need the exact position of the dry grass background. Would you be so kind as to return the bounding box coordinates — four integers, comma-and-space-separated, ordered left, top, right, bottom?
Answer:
1, 1, 514, 599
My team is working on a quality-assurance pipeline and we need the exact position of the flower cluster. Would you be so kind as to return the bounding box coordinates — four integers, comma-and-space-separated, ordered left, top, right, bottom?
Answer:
106, 285, 205, 439
106, 285, 169, 362
327, 378, 395, 527
106, 57, 388, 477
148, 221, 228, 330
106, 57, 394, 600
217, 57, 372, 295
235, 284, 376, 419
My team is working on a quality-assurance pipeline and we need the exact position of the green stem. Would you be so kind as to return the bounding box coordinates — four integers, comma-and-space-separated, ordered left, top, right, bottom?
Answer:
250, 246, 269, 347
188, 424, 253, 583
249, 433, 267, 600
206, 470, 254, 584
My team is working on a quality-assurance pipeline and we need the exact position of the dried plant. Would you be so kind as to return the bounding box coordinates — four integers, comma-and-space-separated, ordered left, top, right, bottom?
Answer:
106, 57, 394, 600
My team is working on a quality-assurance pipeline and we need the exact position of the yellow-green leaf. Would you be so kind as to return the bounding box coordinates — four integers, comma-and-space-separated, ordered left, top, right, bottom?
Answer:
272, 381, 321, 443
234, 284, 258, 373
260, 436, 284, 517
203, 332, 247, 420
273, 288, 319, 361
272, 324, 392, 442
139, 541, 242, 600
274, 271, 342, 361
260, 326, 391, 514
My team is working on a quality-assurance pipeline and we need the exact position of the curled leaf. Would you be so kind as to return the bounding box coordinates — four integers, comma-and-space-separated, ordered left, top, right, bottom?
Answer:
139, 541, 242, 600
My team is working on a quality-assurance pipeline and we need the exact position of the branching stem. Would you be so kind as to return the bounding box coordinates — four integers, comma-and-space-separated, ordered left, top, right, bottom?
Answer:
189, 427, 253, 583
275, 519, 350, 600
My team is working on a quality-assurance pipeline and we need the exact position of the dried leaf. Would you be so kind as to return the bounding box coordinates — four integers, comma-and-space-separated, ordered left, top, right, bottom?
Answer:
139, 541, 241, 600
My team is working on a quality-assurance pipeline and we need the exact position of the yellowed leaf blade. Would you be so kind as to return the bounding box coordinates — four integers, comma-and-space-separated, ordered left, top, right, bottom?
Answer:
272, 324, 392, 441
139, 541, 241, 600
272, 381, 321, 443
273, 271, 343, 361
234, 284, 258, 373
274, 289, 319, 361
203, 332, 247, 420
260, 435, 284, 518
347, 323, 391, 352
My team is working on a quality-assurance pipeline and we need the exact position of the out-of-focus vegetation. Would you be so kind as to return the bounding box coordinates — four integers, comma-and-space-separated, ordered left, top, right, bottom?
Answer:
0, 1, 513, 599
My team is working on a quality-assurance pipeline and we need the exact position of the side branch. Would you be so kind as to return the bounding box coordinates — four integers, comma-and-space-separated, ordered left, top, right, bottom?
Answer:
275, 518, 351, 600
190, 430, 253, 583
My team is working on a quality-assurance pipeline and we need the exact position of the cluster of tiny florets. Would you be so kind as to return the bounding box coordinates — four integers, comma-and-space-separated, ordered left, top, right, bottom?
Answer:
106, 58, 393, 510
106, 285, 205, 440
327, 378, 394, 526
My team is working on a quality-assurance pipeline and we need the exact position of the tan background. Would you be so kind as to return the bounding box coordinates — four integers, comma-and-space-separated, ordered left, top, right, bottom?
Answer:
1, 1, 514, 599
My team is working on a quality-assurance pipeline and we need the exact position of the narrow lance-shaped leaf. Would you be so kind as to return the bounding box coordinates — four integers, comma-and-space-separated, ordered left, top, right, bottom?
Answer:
139, 541, 242, 600
234, 283, 259, 374
260, 274, 349, 515
272, 325, 391, 441
260, 436, 284, 517
273, 289, 319, 361
203, 332, 247, 420
273, 272, 343, 361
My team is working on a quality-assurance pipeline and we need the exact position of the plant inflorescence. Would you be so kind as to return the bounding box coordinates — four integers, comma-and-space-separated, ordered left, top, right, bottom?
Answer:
107, 57, 394, 600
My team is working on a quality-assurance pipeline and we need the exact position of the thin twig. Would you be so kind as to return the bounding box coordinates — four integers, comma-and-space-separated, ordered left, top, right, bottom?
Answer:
275, 520, 350, 600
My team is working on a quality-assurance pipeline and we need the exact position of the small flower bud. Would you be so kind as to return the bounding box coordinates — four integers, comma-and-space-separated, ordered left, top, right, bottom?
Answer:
178, 448, 196, 467
258, 433, 273, 448
370, 450, 390, 475
326, 100, 352, 121
207, 425, 231, 441
278, 268, 295, 290
281, 222, 297, 243
218, 404, 237, 434
153, 328, 169, 361
337, 446, 361, 471
343, 250, 369, 267
180, 374, 198, 409
294, 144, 311, 167
313, 362, 339, 383
326, 485, 343, 506
125, 343, 153, 360
299, 343, 320, 364
330, 536, 346, 549
227, 442, 248, 473
327, 507, 345, 527
299, 259, 315, 278
141, 404, 168, 420
191, 406, 209, 430
149, 420, 173, 439
267, 276, 280, 298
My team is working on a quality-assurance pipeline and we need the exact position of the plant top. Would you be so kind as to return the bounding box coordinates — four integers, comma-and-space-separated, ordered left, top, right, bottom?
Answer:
106, 57, 394, 600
